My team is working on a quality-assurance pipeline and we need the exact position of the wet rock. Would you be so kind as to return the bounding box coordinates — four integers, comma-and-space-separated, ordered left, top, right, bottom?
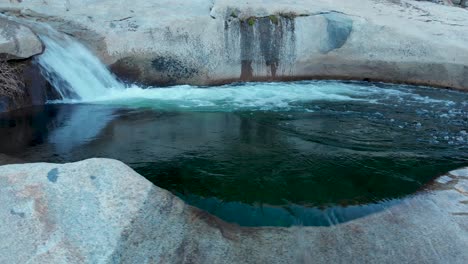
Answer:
320, 13, 353, 54
0, 17, 43, 60
110, 55, 200, 86
0, 60, 52, 112
0, 158, 467, 263
47, 168, 59, 183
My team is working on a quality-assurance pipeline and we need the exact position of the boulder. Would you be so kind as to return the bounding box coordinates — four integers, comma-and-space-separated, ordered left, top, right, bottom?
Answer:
1, 0, 467, 90
0, 158, 467, 263
0, 17, 43, 60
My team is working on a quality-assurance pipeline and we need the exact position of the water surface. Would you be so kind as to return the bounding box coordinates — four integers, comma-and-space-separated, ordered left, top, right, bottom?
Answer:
1, 81, 467, 226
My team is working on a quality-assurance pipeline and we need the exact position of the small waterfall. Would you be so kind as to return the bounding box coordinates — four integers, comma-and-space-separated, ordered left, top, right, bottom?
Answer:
36, 30, 124, 100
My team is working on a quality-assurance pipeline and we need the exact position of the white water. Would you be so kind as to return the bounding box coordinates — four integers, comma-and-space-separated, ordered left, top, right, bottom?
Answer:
36, 32, 363, 110
37, 34, 124, 100
70, 82, 372, 110
36, 30, 457, 111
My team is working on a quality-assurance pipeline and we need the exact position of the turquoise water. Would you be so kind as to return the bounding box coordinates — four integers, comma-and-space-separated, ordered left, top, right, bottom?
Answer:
1, 81, 467, 226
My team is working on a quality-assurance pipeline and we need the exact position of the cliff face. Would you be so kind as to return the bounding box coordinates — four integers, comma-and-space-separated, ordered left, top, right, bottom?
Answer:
1, 0, 468, 90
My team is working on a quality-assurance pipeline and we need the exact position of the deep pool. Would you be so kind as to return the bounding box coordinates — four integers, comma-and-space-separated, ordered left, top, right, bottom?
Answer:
1, 81, 467, 226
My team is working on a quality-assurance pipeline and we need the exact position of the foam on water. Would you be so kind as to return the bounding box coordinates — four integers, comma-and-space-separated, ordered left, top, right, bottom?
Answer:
76, 82, 372, 111
47, 81, 459, 112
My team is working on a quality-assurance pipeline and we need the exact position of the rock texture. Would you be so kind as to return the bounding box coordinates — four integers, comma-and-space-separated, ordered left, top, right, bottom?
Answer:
0, 17, 43, 60
1, 0, 468, 90
0, 17, 46, 112
0, 60, 52, 112
0, 158, 467, 263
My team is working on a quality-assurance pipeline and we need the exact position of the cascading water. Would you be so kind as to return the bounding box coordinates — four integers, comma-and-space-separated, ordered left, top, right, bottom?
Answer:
37, 33, 125, 100
28, 25, 378, 109
34, 30, 369, 110
31, 22, 467, 114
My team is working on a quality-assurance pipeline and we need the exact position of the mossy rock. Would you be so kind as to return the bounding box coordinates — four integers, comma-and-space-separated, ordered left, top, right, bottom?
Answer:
247, 17, 256, 26
269, 15, 279, 25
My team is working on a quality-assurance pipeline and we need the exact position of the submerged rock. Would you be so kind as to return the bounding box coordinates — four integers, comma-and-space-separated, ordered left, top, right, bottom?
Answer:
0, 158, 467, 263
1, 0, 468, 90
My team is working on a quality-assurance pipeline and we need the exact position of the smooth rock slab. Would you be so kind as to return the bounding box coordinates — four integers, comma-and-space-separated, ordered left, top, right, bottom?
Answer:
0, 159, 467, 263
0, 17, 43, 60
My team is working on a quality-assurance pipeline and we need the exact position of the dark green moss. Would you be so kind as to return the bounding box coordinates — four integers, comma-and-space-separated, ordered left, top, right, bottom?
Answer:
268, 15, 279, 25
247, 17, 256, 26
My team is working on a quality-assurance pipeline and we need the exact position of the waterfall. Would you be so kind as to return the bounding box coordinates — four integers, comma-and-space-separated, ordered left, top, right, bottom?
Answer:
32, 27, 364, 111
36, 30, 124, 100
28, 20, 438, 112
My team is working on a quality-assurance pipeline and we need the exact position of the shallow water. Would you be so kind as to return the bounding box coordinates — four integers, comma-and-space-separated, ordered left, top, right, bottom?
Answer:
1, 81, 467, 226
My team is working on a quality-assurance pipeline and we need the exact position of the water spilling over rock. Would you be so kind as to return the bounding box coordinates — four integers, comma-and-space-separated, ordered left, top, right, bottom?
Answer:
37, 30, 124, 100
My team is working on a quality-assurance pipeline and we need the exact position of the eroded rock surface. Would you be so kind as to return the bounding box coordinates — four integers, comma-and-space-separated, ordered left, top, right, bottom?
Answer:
0, 158, 467, 263
0, 0, 467, 89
